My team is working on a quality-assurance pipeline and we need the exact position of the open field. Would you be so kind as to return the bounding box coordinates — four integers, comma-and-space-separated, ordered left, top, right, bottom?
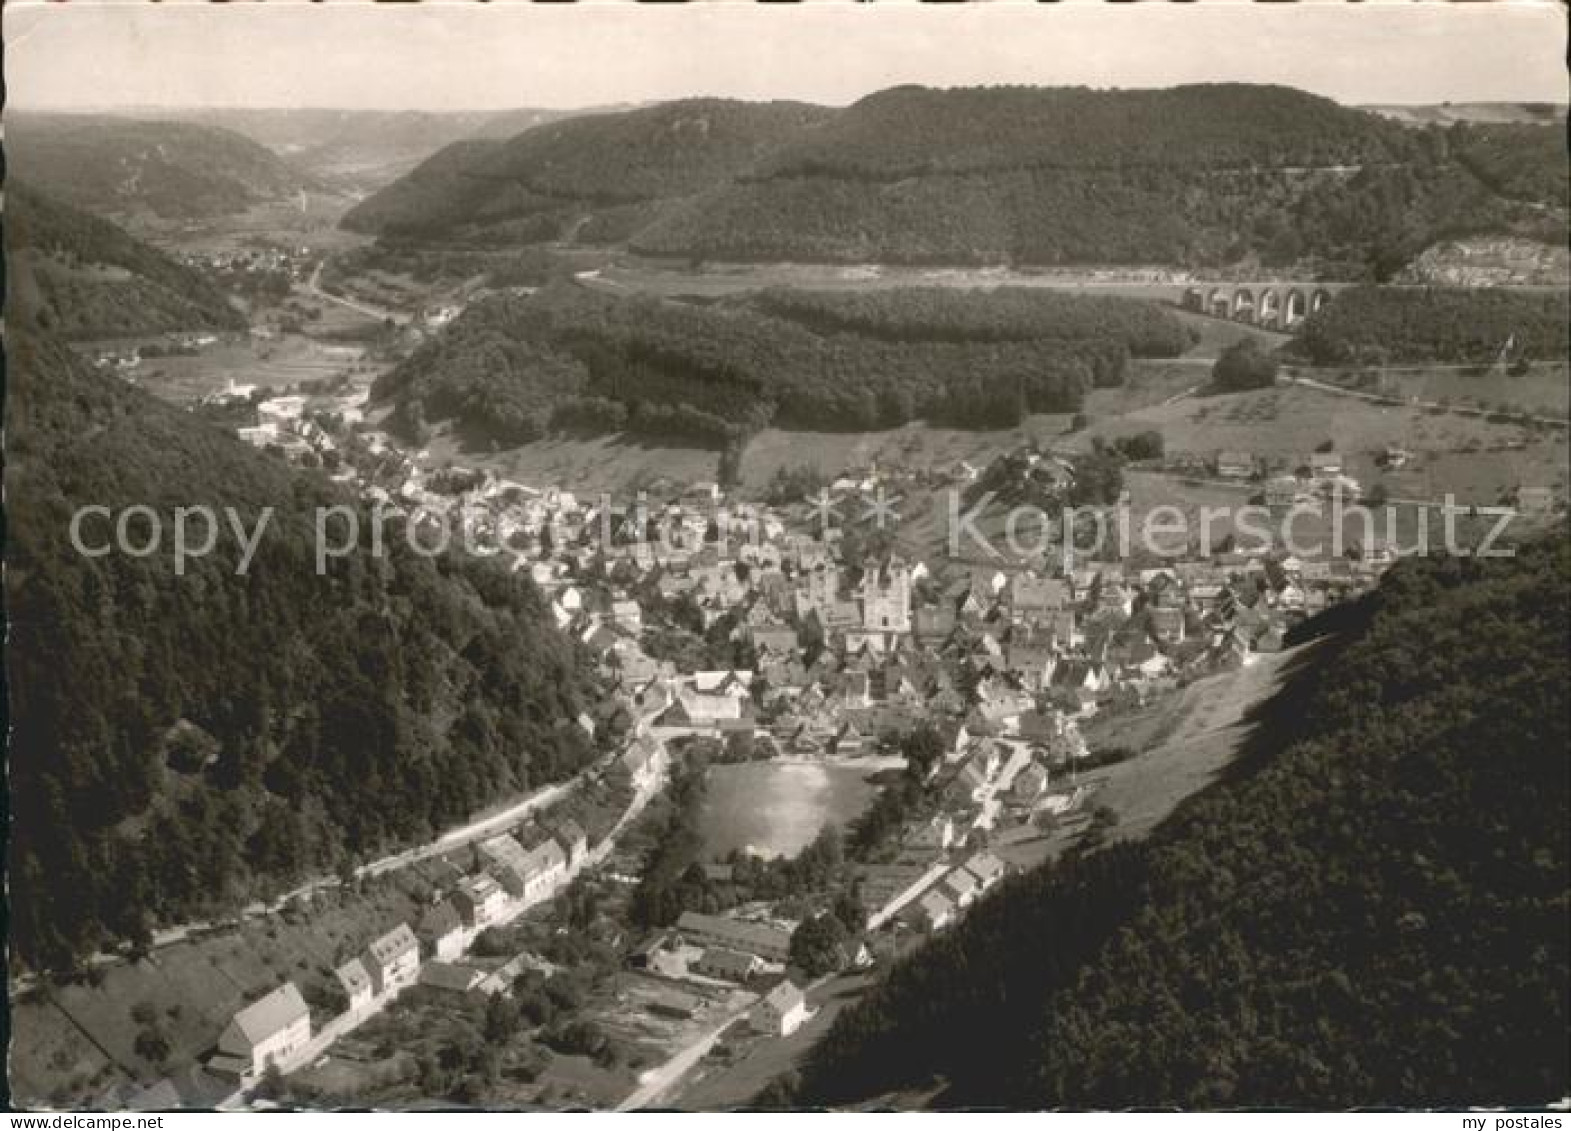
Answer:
118, 334, 375, 405
422, 428, 724, 498
989, 647, 1312, 881
1083, 647, 1308, 843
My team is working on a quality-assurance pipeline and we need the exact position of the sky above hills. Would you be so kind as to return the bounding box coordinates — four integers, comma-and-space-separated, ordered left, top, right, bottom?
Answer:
6, 0, 1567, 113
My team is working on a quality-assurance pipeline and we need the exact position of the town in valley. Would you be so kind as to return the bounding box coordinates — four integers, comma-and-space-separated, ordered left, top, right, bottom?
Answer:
5, 1, 1568, 1113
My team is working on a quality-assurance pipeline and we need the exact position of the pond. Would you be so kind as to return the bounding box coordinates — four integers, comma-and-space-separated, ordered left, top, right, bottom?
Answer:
697, 761, 882, 861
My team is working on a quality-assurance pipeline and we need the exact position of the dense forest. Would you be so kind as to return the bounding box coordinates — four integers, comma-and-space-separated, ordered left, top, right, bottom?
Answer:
741, 286, 1194, 356
780, 540, 1569, 1107
640, 84, 1565, 273
750, 83, 1413, 178
374, 282, 1191, 449
1449, 121, 1570, 208
7, 329, 608, 971
344, 85, 1566, 274
1292, 286, 1570, 366
6, 113, 313, 220
341, 99, 834, 241
6, 183, 246, 338
639, 110, 1559, 273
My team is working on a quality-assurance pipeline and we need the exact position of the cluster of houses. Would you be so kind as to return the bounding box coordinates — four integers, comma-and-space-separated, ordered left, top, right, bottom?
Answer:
206, 816, 593, 1087
594, 538, 1388, 771
232, 392, 344, 463
189, 428, 1408, 1089
179, 244, 313, 281
899, 848, 1009, 933
630, 911, 813, 1037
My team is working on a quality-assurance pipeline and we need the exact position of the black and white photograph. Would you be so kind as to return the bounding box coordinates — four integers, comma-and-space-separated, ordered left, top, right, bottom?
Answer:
2, 0, 1568, 1115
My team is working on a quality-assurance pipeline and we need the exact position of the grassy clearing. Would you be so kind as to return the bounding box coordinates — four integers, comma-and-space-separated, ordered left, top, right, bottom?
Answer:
123, 335, 373, 405
1086, 648, 1305, 842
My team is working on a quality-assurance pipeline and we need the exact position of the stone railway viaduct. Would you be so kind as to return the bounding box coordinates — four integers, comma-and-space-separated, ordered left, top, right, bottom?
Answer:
1175, 282, 1357, 329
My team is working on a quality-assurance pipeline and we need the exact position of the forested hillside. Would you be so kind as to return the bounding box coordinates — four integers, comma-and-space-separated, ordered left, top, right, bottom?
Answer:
6, 183, 246, 338
783, 541, 1569, 1107
6, 330, 607, 971
1293, 286, 1570, 366
342, 85, 1565, 275
6, 114, 314, 220
743, 286, 1194, 355
173, 106, 586, 192
340, 99, 832, 242
752, 83, 1412, 177
1450, 121, 1570, 208
633, 85, 1563, 273
373, 283, 1191, 450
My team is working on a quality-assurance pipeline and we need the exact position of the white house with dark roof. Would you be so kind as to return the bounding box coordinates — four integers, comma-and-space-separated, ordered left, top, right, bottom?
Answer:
693, 946, 763, 983
521, 837, 568, 903
453, 873, 508, 929
214, 982, 311, 1079
363, 923, 420, 997
334, 958, 374, 1014
750, 980, 809, 1037
477, 833, 532, 898
962, 851, 1007, 895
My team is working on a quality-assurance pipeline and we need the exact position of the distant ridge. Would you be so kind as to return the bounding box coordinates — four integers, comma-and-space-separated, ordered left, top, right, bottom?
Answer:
5, 182, 245, 338
633, 83, 1565, 272
340, 97, 834, 242
6, 113, 317, 221
344, 84, 1566, 277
